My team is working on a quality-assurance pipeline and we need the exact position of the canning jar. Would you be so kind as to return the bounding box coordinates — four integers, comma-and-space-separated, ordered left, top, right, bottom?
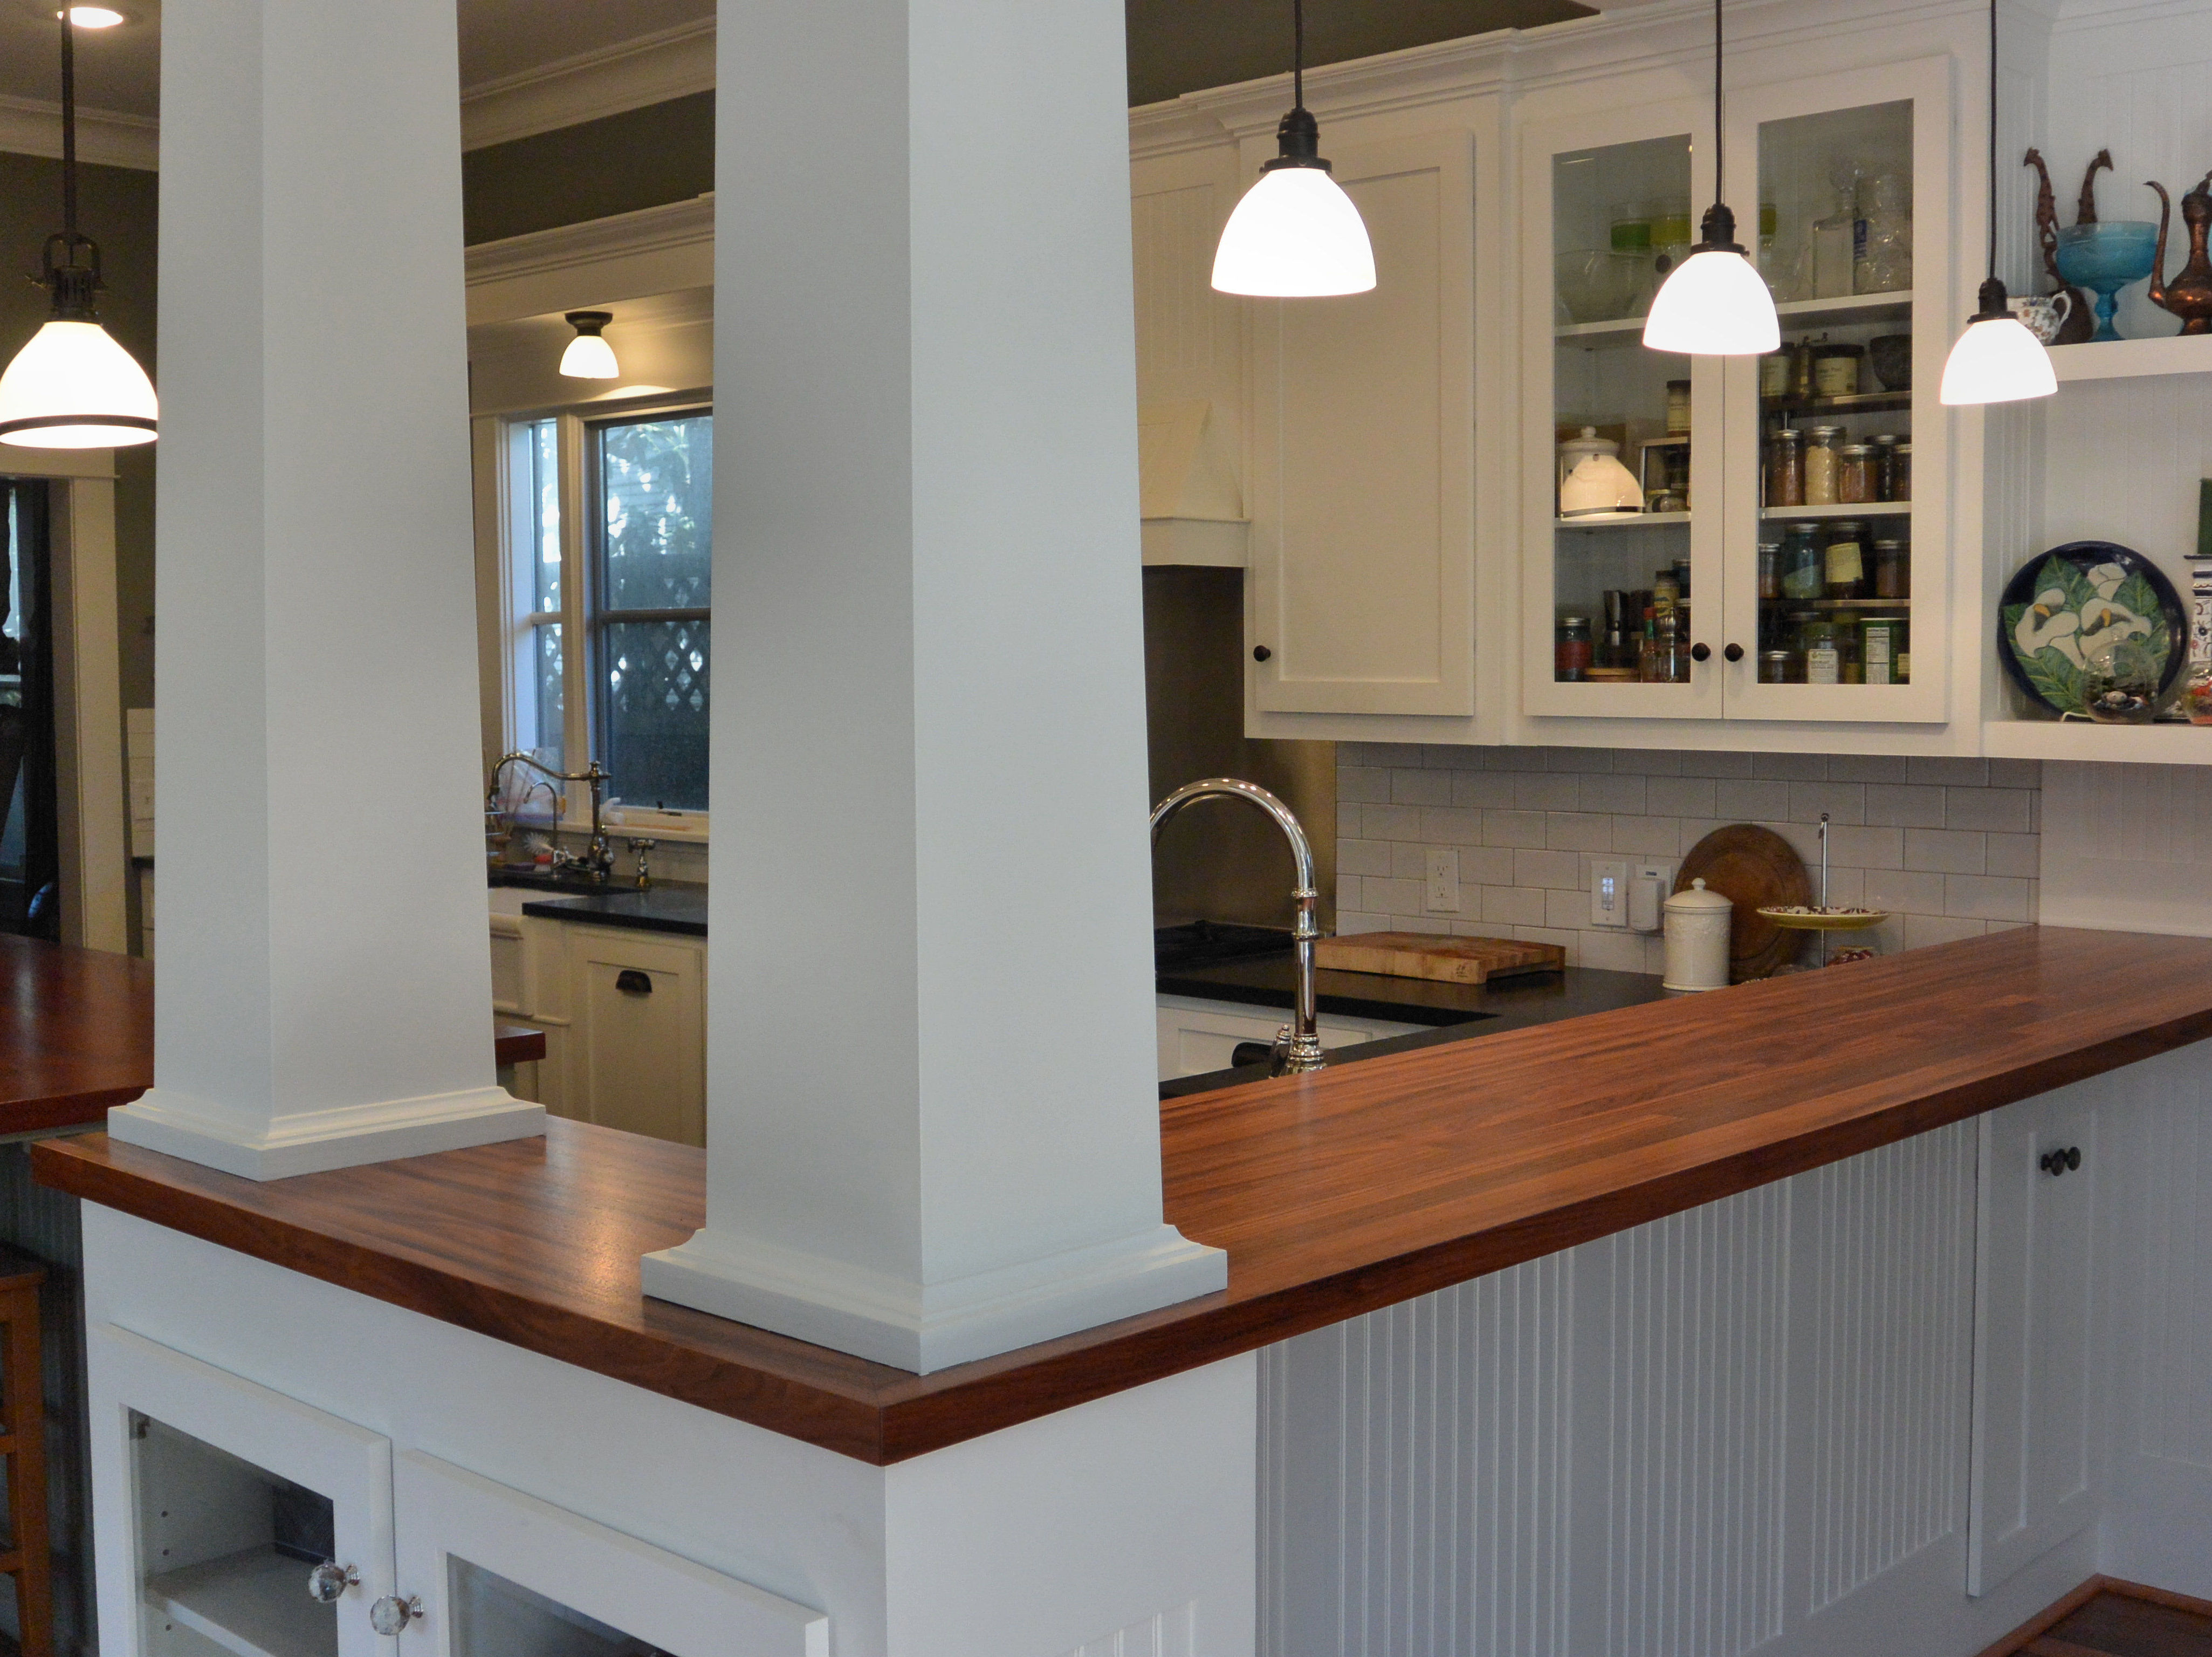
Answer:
1838, 443, 1878, 504
1665, 380, 1692, 434
1760, 351, 1791, 400
1871, 538, 1909, 599
1892, 443, 1912, 501
1780, 522, 1825, 601
1812, 343, 1864, 398
1757, 538, 1783, 600
1555, 614, 1592, 682
1804, 426, 1843, 505
1757, 649, 1793, 684
1766, 427, 1804, 508
1871, 433, 1902, 501
1824, 521, 1868, 601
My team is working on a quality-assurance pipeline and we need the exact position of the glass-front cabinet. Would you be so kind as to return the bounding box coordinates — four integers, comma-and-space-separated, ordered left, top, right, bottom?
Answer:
1523, 59, 1953, 726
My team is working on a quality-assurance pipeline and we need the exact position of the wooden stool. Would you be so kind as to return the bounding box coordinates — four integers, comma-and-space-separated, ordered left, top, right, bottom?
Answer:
0, 1248, 50, 1657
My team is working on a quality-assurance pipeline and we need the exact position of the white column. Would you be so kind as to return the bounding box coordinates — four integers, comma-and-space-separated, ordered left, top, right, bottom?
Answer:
640, 0, 1224, 1370
107, 0, 543, 1178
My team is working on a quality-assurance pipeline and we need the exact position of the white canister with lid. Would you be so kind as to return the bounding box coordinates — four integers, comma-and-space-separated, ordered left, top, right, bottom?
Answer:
1663, 878, 1733, 991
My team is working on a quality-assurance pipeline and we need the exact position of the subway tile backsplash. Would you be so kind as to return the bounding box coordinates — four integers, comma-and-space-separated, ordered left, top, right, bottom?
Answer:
1334, 745, 2041, 975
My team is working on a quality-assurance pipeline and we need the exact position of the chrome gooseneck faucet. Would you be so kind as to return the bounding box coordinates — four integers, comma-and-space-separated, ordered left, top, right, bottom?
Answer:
488, 752, 614, 884
1149, 777, 1325, 1076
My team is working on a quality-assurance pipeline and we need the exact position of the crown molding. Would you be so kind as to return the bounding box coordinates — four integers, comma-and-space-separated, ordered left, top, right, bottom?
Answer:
0, 94, 157, 170
460, 18, 715, 152
464, 193, 714, 326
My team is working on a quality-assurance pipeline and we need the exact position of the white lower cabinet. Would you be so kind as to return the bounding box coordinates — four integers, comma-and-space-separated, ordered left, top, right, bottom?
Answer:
1968, 1084, 2100, 1596
1155, 993, 1426, 1081
92, 1326, 827, 1657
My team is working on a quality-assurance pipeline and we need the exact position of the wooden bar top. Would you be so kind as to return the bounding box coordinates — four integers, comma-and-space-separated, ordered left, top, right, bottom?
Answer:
0, 935, 152, 1134
34, 926, 2212, 1464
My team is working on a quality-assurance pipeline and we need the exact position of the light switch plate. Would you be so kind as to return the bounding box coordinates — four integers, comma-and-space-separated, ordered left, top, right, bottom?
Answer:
1424, 846, 1461, 913
1630, 859, 1677, 933
1589, 858, 1629, 927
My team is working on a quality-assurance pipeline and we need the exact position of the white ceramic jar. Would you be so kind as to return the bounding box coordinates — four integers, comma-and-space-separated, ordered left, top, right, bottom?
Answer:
1663, 878, 1733, 991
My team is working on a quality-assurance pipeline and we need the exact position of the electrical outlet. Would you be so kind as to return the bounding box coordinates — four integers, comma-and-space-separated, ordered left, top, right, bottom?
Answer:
1589, 858, 1629, 927
1630, 859, 1678, 933
1424, 846, 1461, 913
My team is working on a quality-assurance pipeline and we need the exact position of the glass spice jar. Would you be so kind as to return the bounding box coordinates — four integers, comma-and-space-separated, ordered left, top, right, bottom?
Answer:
1838, 443, 1878, 504
1780, 522, 1825, 601
1665, 380, 1692, 434
1812, 343, 1864, 397
1871, 537, 1909, 599
1757, 649, 1794, 684
1804, 426, 1844, 505
1757, 538, 1783, 599
1824, 521, 1868, 601
1871, 433, 1902, 501
1766, 427, 1804, 508
1832, 612, 1865, 682
1760, 351, 1791, 400
1555, 614, 1593, 682
1803, 621, 1842, 685
1891, 442, 1912, 501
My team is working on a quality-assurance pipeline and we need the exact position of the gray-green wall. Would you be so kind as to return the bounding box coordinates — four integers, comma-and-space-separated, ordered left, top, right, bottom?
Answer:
462, 92, 713, 244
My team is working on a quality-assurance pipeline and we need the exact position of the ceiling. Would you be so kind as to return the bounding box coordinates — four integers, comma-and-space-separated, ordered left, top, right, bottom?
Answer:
0, 0, 1607, 128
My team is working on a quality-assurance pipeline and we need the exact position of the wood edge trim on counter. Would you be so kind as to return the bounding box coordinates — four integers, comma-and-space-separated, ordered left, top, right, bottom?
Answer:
1970, 1576, 2212, 1657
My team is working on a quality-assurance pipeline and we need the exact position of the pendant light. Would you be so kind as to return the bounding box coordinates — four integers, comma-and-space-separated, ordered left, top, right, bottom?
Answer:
1210, 0, 1375, 298
559, 311, 620, 379
1939, 0, 2056, 405
1642, 0, 1780, 355
0, 9, 157, 449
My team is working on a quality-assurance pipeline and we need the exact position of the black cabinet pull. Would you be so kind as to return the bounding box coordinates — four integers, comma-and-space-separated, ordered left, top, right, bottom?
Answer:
2039, 1145, 2083, 1176
1691, 642, 1712, 663
615, 969, 654, 996
1724, 642, 1745, 663
1253, 645, 1273, 662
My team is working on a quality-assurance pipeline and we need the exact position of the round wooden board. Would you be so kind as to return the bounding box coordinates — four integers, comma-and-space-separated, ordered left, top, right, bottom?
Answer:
1677, 825, 1812, 981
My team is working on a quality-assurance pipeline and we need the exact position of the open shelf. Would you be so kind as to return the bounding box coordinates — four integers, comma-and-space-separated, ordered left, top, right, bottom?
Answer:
1758, 597, 1911, 611
1760, 501, 1912, 521
1553, 315, 1650, 341
1772, 291, 1915, 328
1982, 719, 2212, 764
2048, 332, 2212, 382
1555, 512, 1691, 530
1762, 389, 1912, 417
146, 1549, 336, 1657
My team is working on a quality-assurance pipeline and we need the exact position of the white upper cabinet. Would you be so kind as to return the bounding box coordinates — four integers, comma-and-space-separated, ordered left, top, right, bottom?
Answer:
1247, 131, 1476, 717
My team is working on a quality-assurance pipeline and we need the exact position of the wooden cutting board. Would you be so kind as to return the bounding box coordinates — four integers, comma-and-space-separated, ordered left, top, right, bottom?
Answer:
1675, 824, 1811, 982
1313, 932, 1566, 985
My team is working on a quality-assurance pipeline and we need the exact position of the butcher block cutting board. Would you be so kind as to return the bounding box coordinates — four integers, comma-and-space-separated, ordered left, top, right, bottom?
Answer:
1313, 932, 1566, 985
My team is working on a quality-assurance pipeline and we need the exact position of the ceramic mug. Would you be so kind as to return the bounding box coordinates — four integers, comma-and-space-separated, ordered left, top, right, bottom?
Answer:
2008, 291, 2073, 344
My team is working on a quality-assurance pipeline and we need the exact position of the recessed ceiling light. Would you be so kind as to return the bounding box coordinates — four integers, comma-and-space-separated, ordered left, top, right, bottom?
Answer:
59, 7, 126, 26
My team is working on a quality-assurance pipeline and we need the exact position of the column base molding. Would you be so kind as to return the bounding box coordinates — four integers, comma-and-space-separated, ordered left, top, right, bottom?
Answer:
641, 1221, 1228, 1373
108, 1085, 545, 1181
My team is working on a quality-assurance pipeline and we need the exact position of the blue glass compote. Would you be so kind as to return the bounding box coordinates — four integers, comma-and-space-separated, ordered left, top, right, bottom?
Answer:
2055, 221, 2160, 341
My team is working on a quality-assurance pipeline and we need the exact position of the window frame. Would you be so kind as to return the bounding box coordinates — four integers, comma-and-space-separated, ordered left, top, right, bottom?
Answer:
482, 391, 713, 840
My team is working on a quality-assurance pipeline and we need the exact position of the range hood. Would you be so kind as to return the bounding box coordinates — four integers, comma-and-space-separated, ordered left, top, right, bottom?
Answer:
1138, 399, 1247, 567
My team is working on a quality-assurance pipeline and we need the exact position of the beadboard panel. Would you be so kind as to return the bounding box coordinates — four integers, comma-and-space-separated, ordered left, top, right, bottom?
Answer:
2131, 1047, 2212, 1472
1054, 1600, 1199, 1657
1802, 1126, 1973, 1612
1131, 184, 1224, 391
1260, 1129, 1983, 1657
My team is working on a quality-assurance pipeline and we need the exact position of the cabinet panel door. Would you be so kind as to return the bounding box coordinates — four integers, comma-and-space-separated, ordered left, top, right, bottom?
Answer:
1249, 131, 1474, 716
564, 928, 705, 1146
89, 1326, 397, 1657
1967, 1088, 2099, 1595
393, 1451, 826, 1657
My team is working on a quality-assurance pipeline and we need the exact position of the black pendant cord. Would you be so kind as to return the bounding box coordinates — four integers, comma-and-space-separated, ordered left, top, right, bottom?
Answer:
1292, 0, 1304, 111
59, 11, 77, 238
1712, 0, 1723, 213
1985, 0, 1997, 280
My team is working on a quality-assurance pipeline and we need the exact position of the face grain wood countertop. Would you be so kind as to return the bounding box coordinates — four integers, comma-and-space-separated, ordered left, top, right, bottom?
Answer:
33, 926, 2212, 1463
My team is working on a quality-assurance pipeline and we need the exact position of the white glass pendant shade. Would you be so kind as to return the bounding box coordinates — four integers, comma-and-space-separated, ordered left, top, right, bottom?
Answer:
0, 318, 157, 448
1939, 313, 2055, 405
559, 333, 619, 379
1212, 165, 1375, 298
1641, 245, 1780, 355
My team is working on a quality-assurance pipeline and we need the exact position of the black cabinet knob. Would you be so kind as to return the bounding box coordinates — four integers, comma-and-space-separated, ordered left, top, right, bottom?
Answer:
1725, 642, 1745, 663
1253, 645, 1273, 662
2039, 1145, 2083, 1176
1691, 642, 1712, 663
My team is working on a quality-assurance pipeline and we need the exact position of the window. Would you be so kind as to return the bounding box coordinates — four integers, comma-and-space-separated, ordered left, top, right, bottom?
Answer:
492, 402, 712, 827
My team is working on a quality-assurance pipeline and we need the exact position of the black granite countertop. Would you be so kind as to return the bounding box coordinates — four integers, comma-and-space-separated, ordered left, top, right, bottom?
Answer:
516, 887, 708, 937
1157, 956, 1672, 1099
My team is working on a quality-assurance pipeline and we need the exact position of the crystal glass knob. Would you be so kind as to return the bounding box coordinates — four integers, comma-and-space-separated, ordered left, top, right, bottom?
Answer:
369, 1595, 423, 1637
306, 1563, 358, 1604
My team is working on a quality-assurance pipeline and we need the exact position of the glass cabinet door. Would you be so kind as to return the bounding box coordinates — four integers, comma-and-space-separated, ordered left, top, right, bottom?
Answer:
1720, 59, 1952, 723
1523, 102, 1725, 720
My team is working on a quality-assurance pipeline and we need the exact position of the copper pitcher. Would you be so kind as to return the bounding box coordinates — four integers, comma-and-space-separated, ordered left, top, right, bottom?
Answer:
2148, 170, 2212, 334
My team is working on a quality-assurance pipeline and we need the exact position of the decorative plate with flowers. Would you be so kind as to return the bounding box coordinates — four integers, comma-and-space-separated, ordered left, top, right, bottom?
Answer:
1997, 541, 2186, 717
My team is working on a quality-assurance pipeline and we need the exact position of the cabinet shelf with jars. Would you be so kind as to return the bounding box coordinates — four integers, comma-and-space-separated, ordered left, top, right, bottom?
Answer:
1523, 57, 1953, 728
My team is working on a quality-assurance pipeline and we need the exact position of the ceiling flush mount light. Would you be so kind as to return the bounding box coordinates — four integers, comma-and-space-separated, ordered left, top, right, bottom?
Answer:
1940, 0, 2056, 405
57, 8, 125, 26
559, 311, 619, 379
1642, 0, 1780, 355
0, 10, 156, 448
1210, 0, 1375, 298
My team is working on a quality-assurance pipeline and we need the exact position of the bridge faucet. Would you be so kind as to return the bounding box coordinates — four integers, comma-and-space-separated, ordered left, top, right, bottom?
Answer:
1149, 777, 1325, 1076
488, 752, 614, 884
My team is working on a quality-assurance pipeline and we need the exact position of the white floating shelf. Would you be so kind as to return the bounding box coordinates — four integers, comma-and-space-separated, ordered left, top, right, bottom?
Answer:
1554, 316, 1648, 340
1759, 501, 1913, 520
1982, 719, 2212, 764
1773, 291, 1914, 326
1554, 513, 1691, 529
146, 1549, 338, 1657
2048, 332, 2212, 382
